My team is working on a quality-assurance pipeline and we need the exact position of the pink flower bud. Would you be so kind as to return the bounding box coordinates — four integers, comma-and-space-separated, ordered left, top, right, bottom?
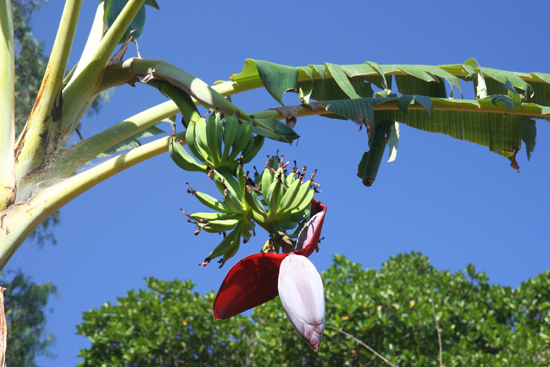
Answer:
278, 253, 325, 351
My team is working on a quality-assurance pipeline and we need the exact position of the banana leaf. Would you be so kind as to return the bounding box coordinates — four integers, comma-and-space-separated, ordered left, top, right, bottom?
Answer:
229, 59, 550, 186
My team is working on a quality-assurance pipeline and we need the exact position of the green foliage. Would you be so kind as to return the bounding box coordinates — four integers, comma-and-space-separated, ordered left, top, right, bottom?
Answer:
76, 278, 256, 366
0, 270, 58, 367
77, 253, 550, 366
104, 0, 159, 42
230, 59, 550, 185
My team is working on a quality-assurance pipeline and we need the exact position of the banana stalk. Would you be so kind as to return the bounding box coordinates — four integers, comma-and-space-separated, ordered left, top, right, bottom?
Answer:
0, 0, 15, 210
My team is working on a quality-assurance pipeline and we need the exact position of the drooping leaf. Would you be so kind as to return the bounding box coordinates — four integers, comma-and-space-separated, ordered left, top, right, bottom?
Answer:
419, 64, 463, 98
521, 119, 536, 160
254, 60, 298, 105
411, 95, 434, 116
387, 121, 400, 162
482, 67, 532, 98
490, 95, 515, 112
104, 0, 159, 43
296, 76, 374, 102
375, 107, 527, 160
254, 117, 300, 143
325, 63, 360, 99
397, 95, 415, 113
395, 74, 447, 98
364, 61, 390, 91
324, 97, 397, 140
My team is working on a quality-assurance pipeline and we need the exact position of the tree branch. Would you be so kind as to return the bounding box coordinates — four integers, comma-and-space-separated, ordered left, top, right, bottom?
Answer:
327, 326, 398, 367
431, 291, 444, 367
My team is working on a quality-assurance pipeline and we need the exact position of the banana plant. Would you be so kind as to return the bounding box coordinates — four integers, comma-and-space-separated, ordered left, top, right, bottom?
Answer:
0, 0, 549, 272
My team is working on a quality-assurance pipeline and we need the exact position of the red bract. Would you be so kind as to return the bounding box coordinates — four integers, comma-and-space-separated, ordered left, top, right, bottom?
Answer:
213, 199, 327, 320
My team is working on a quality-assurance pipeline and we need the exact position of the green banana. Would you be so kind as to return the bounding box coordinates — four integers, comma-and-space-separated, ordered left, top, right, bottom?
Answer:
241, 135, 265, 164
244, 186, 268, 219
228, 118, 253, 161
204, 224, 242, 264
220, 225, 243, 266
279, 178, 301, 213
206, 113, 222, 165
195, 117, 212, 162
285, 169, 297, 186
289, 188, 315, 215
189, 212, 231, 221
280, 179, 312, 215
210, 169, 244, 213
285, 206, 311, 223
260, 167, 275, 194
200, 217, 240, 233
236, 164, 246, 199
222, 114, 238, 160
193, 191, 234, 213
266, 172, 284, 217
185, 120, 207, 163
169, 138, 207, 173
239, 219, 255, 244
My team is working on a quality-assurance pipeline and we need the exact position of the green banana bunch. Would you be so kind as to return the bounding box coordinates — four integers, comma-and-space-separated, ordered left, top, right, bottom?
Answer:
182, 112, 265, 173
246, 155, 318, 237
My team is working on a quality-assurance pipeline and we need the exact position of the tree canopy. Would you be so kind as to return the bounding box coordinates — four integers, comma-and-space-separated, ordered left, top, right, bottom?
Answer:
76, 252, 550, 367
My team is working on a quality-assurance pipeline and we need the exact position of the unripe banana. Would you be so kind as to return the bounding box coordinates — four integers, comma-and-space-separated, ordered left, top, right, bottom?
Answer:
169, 138, 207, 173
220, 228, 242, 265
244, 186, 268, 219
200, 217, 240, 233
286, 169, 297, 187
185, 120, 207, 163
210, 169, 245, 214
281, 180, 312, 215
206, 113, 222, 165
285, 207, 312, 224
240, 219, 255, 244
266, 177, 283, 217
193, 191, 234, 213
228, 118, 253, 161
260, 167, 275, 194
204, 224, 242, 264
195, 117, 212, 162
222, 114, 238, 160
236, 164, 247, 200
241, 135, 265, 164
190, 212, 231, 221
289, 189, 315, 215
279, 178, 302, 213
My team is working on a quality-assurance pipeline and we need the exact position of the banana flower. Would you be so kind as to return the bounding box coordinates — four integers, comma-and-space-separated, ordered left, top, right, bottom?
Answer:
212, 199, 327, 349
278, 252, 325, 350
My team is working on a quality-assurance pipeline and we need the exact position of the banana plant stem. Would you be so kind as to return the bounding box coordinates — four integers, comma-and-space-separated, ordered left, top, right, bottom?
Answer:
0, 130, 184, 269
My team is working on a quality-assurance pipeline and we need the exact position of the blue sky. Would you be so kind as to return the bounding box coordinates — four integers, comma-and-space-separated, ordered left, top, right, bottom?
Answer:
7, 1, 550, 366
